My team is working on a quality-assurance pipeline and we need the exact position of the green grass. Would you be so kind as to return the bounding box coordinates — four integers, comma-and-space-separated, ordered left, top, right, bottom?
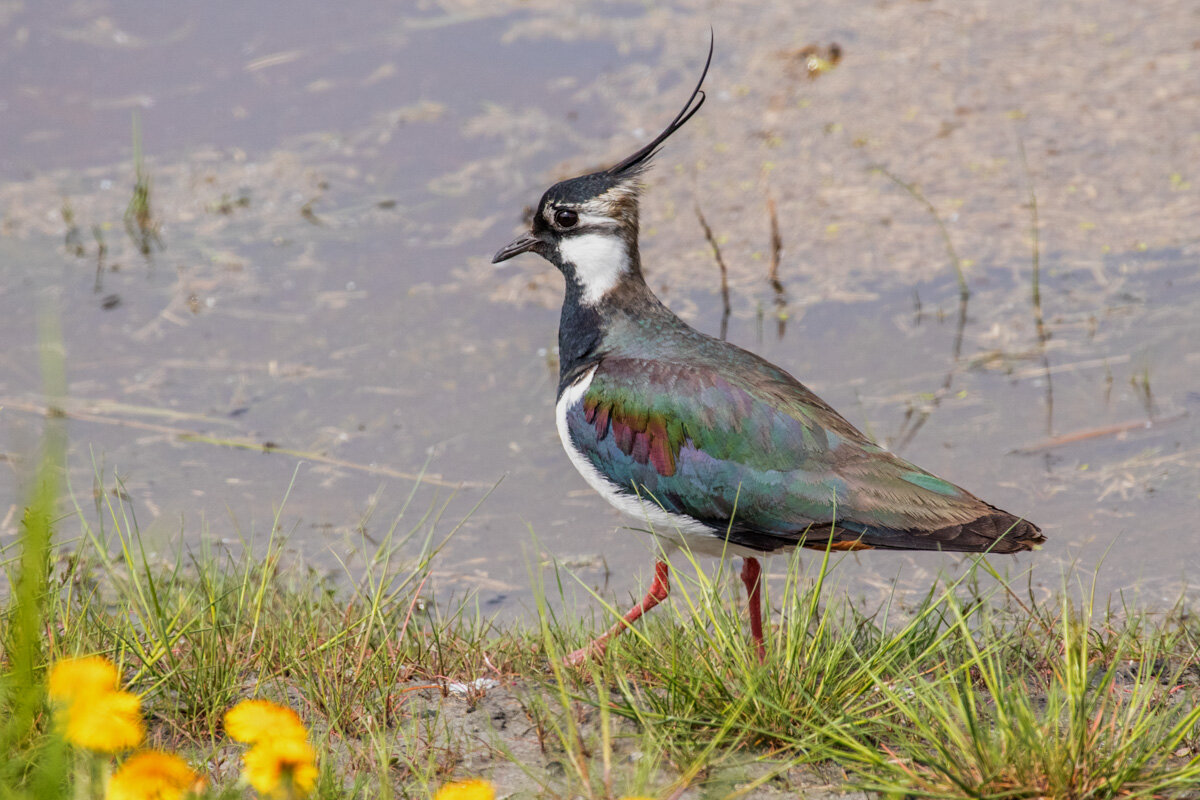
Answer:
532, 539, 1200, 798
841, 602, 1200, 798
3, 388, 1199, 798
123, 110, 162, 257
4, 495, 1200, 798
1, 316, 70, 798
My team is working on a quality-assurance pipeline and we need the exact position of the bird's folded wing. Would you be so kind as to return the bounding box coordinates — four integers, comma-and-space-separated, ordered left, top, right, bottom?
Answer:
565, 356, 1005, 546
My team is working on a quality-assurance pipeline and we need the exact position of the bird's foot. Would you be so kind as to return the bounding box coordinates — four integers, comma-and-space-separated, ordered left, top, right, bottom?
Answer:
563, 638, 608, 667
751, 634, 766, 663
563, 560, 671, 668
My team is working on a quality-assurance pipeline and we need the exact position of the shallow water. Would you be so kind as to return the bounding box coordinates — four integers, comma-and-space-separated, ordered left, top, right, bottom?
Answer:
1, 2, 1197, 617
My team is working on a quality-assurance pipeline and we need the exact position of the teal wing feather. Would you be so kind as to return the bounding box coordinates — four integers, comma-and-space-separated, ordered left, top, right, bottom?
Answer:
566, 354, 1041, 553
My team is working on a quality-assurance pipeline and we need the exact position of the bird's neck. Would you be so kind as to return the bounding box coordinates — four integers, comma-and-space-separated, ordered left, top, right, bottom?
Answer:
556, 279, 605, 394
556, 228, 640, 304
555, 235, 684, 395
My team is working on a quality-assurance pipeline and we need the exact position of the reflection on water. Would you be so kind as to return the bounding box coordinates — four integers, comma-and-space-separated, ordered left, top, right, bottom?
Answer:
0, 2, 1197, 619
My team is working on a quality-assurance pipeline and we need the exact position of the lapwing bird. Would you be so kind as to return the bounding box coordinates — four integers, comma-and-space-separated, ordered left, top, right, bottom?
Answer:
493, 42, 1043, 665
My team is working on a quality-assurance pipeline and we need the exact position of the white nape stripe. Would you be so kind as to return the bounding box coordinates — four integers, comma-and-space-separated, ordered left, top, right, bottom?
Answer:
558, 233, 629, 305
576, 211, 615, 227
556, 366, 749, 558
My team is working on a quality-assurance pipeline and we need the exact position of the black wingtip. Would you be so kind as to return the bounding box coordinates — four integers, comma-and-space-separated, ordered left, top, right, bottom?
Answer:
605, 32, 714, 179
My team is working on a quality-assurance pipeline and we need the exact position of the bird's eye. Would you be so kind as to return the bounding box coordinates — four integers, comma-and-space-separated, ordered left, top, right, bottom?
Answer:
554, 209, 579, 228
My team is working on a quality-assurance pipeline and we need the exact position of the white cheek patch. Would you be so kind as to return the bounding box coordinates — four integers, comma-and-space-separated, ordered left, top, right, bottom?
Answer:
576, 211, 614, 227
559, 233, 629, 305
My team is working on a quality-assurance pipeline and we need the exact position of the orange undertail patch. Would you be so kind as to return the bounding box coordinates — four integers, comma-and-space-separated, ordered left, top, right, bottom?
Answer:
802, 540, 874, 552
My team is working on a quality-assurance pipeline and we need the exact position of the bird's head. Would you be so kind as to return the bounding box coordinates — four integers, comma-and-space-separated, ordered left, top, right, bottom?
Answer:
492, 39, 712, 306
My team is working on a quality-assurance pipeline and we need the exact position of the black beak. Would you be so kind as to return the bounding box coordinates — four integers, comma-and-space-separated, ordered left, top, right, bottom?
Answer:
492, 232, 541, 264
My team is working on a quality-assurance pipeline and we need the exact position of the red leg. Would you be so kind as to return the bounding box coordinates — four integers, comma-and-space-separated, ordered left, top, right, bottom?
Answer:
740, 557, 766, 661
565, 560, 670, 666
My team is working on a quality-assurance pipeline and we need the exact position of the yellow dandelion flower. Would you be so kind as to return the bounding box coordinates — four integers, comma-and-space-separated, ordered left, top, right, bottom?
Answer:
434, 779, 495, 800
48, 656, 121, 704
60, 687, 144, 753
225, 699, 307, 745
107, 751, 202, 800
243, 737, 318, 798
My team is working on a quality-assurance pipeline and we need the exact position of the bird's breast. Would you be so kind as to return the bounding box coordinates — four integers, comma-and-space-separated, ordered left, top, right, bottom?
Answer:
554, 364, 714, 545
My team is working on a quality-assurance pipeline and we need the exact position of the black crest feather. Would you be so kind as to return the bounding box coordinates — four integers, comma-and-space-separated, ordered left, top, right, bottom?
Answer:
605, 33, 713, 179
